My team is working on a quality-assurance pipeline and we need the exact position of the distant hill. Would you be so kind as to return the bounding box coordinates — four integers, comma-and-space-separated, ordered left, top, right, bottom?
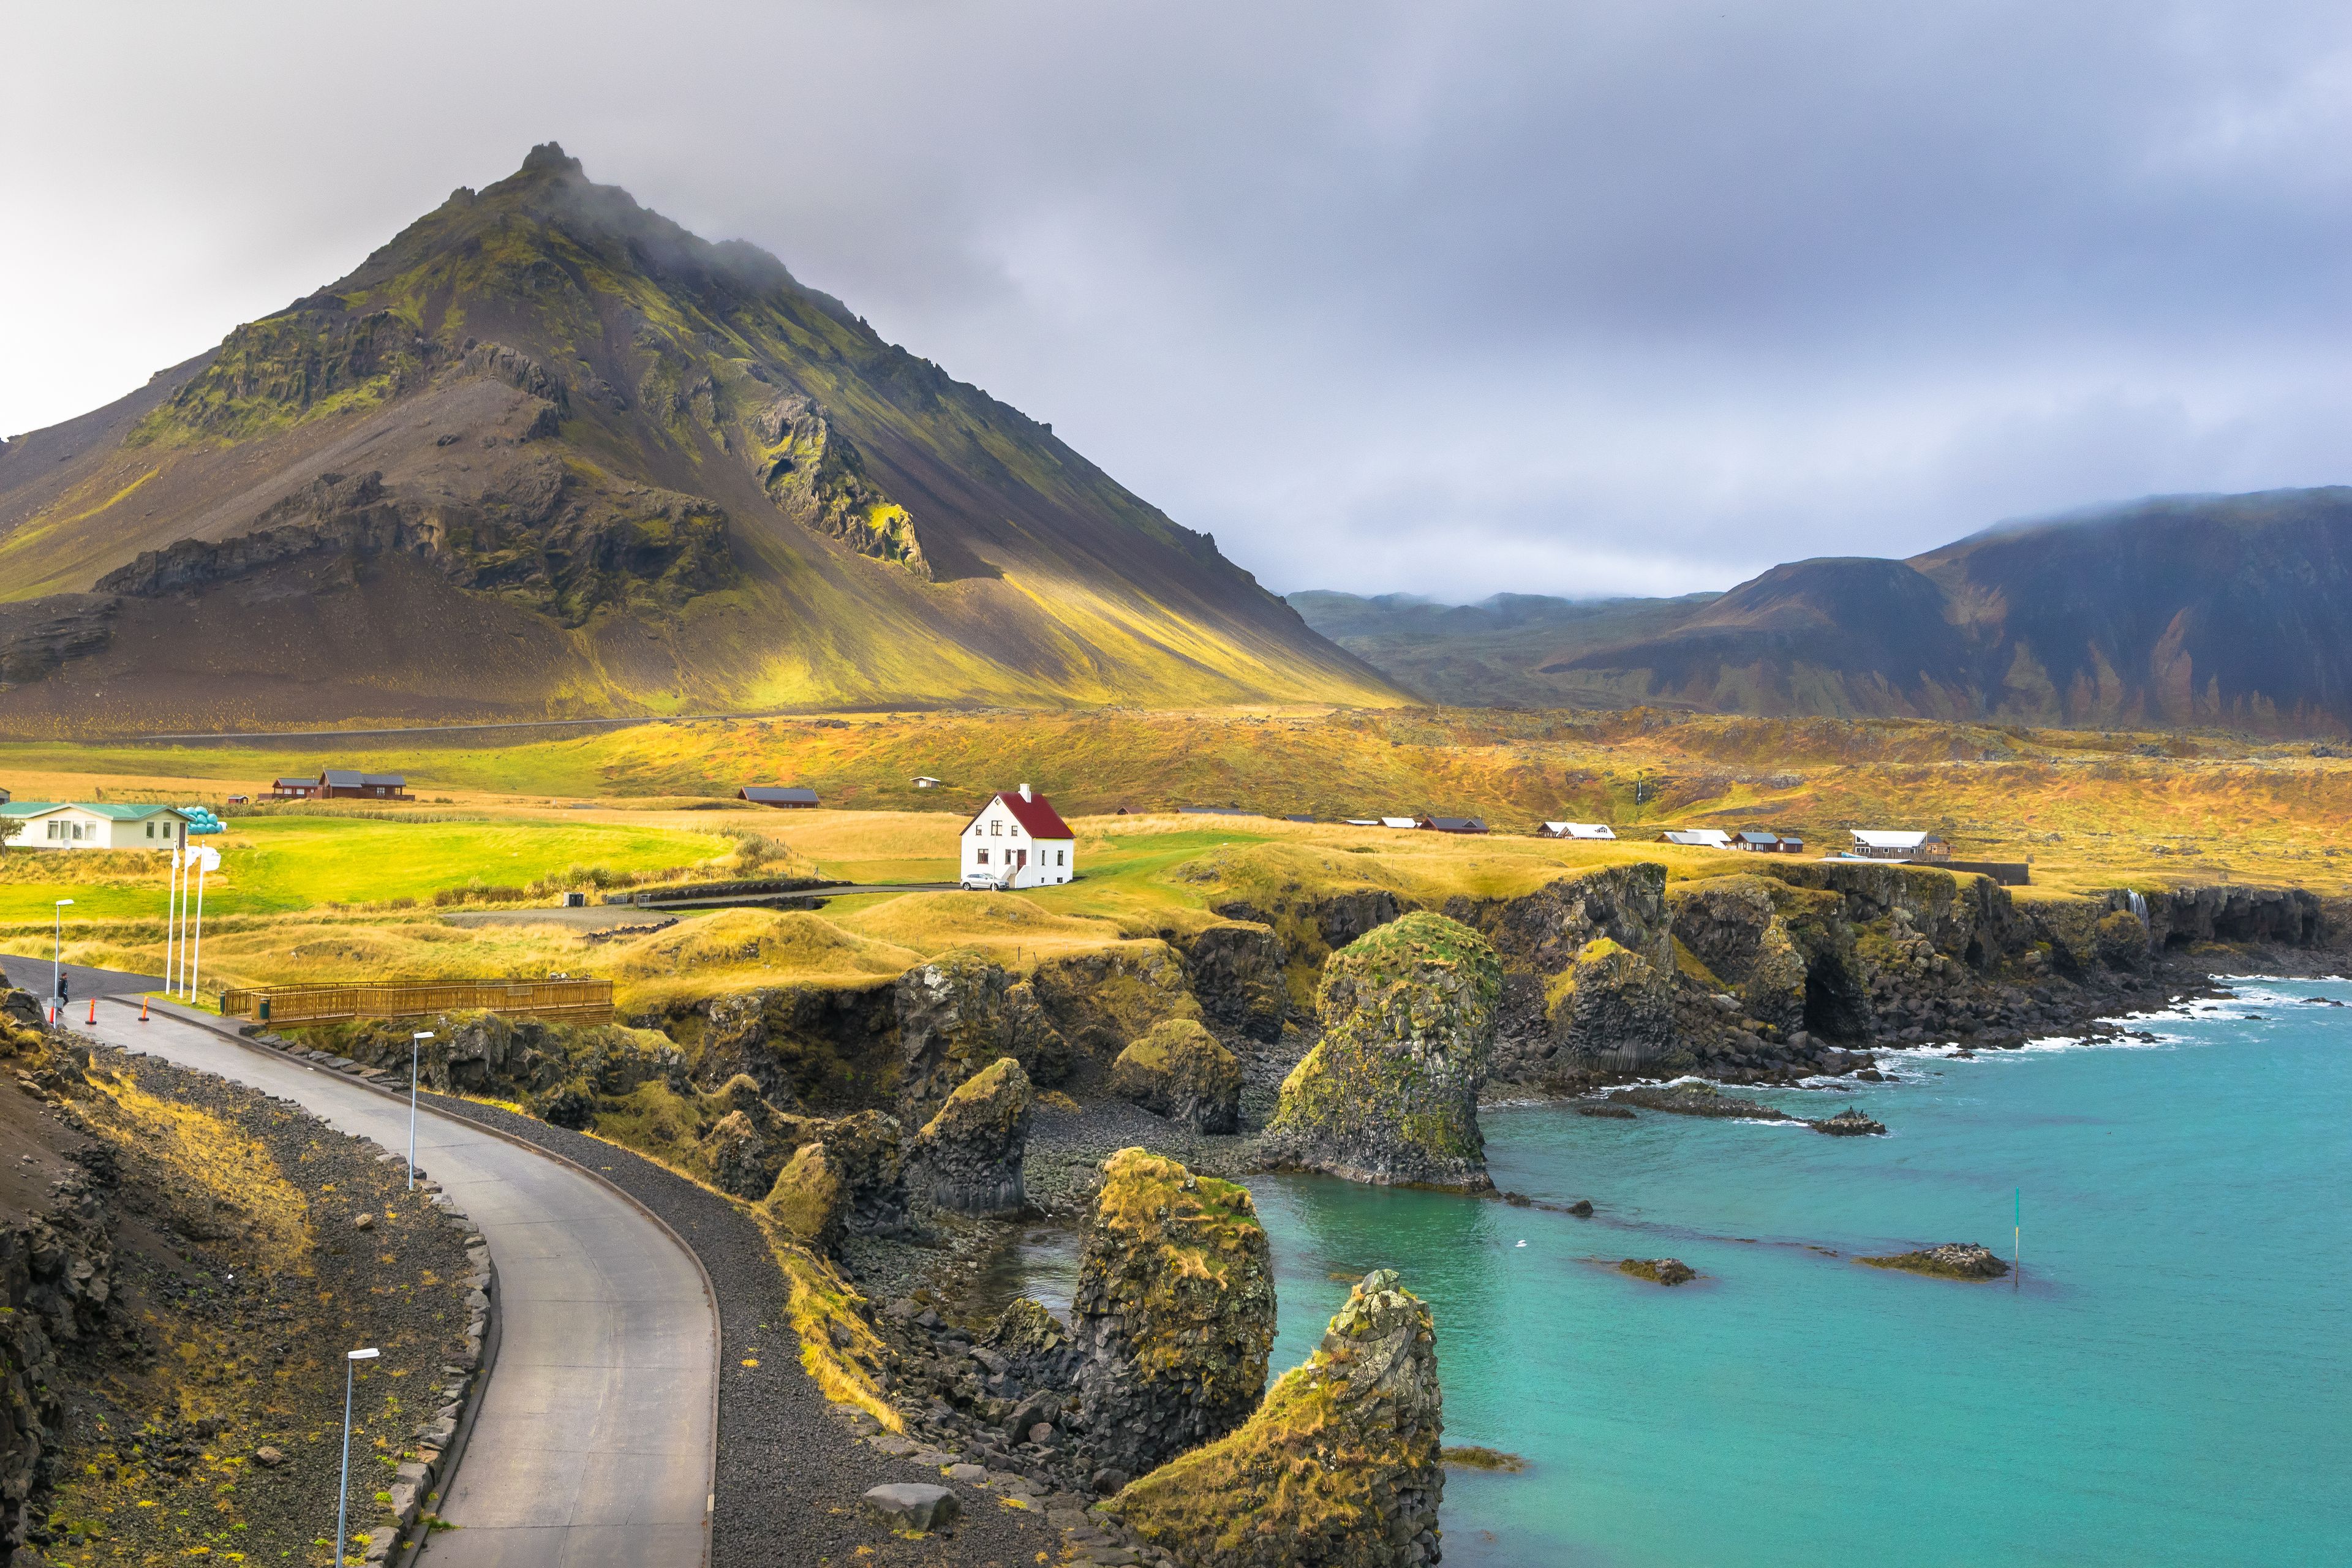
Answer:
0, 144, 1401, 733
1292, 489, 2352, 734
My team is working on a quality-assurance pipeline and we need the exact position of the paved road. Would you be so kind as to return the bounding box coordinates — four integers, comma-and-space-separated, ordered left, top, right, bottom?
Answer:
1, 953, 164, 1009
80, 997, 718, 1567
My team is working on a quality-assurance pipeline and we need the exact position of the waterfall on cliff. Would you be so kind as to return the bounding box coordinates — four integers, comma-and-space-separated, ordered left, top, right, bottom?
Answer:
2127, 889, 2150, 929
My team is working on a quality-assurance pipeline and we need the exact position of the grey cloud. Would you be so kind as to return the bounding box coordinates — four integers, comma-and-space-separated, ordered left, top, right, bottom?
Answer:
6, 0, 2349, 601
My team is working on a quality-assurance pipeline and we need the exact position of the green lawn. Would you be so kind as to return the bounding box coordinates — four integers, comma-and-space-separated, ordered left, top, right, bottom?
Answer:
0, 815, 728, 924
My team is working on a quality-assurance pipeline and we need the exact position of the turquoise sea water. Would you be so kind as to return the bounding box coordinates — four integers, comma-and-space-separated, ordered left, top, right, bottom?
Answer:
1019, 980, 2352, 1565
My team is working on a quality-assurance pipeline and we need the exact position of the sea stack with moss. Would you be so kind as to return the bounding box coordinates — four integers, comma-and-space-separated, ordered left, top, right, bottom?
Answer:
1262, 913, 1501, 1190
1072, 1148, 1276, 1488
903, 1055, 1033, 1215
1111, 1019, 1244, 1133
1107, 1268, 1445, 1568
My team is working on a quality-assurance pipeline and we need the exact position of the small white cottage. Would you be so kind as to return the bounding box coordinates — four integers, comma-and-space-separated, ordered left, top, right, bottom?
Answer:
960, 785, 1076, 889
2, 801, 190, 851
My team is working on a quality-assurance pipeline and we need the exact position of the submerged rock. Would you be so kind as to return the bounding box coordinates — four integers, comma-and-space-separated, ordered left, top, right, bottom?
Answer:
1107, 1268, 1445, 1568
1073, 1149, 1276, 1482
903, 1055, 1031, 1215
1111, 1019, 1243, 1133
1811, 1107, 1888, 1136
1618, 1257, 1697, 1286
1262, 913, 1501, 1191
1860, 1243, 2011, 1280
1606, 1084, 1795, 1121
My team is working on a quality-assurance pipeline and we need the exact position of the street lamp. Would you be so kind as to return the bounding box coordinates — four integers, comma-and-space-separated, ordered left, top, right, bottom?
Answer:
336, 1347, 380, 1566
408, 1032, 435, 1191
51, 899, 72, 1024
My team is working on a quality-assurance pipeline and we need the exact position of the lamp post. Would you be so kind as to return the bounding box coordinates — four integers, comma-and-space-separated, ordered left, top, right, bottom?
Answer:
51, 899, 72, 1024
336, 1347, 380, 1566
409, 1032, 435, 1191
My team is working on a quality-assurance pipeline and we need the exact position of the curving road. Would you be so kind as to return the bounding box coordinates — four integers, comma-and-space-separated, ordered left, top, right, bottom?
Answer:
76, 996, 719, 1567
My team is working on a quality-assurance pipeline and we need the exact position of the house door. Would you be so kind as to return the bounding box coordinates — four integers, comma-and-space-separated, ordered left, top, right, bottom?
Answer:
1015, 850, 1028, 880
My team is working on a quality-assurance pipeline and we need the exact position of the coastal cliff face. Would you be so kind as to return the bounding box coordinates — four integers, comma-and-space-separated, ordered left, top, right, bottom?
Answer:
1107, 1268, 1445, 1568
1261, 914, 1501, 1190
1072, 1150, 1276, 1487
1112, 1019, 1244, 1134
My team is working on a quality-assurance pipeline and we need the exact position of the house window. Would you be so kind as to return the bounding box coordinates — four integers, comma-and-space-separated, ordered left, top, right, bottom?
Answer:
1057, 850, 1065, 865
990, 821, 1001, 835
146, 823, 156, 839
976, 848, 989, 864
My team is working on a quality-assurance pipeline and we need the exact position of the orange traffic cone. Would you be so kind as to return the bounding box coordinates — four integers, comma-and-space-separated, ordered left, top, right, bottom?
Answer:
139, 995, 149, 1023
86, 998, 96, 1025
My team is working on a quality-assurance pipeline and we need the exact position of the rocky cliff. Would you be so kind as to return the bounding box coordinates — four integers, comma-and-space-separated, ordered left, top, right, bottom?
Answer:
1107, 1268, 1445, 1568
1071, 1150, 1276, 1489
1261, 914, 1501, 1190
903, 1056, 1033, 1216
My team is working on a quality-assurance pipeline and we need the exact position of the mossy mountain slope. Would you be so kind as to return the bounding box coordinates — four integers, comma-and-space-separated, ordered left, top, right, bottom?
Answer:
0, 144, 1400, 729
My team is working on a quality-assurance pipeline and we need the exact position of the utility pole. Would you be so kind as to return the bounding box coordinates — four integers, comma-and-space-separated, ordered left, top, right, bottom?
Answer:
409, 1033, 435, 1190
51, 900, 74, 1023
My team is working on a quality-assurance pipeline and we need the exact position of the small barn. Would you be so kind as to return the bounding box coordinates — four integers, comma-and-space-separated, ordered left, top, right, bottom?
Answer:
318, 771, 410, 801
270, 777, 320, 799
740, 786, 820, 809
1419, 815, 1489, 834
911, 776, 944, 791
1379, 816, 1419, 830
961, 785, 1075, 889
1539, 821, 1616, 840
1662, 828, 1735, 849
1733, 830, 1808, 853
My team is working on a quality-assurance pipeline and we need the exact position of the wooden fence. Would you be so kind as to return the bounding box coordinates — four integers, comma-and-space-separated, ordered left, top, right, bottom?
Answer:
218, 979, 613, 1027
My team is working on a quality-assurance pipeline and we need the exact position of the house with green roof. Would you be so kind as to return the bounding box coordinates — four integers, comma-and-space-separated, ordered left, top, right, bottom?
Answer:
1, 801, 192, 851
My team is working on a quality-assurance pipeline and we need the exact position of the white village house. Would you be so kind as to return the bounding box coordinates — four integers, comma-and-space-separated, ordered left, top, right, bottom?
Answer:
2, 801, 191, 851
1661, 827, 1735, 849
1847, 829, 1951, 861
1539, 821, 1617, 840
960, 785, 1076, 889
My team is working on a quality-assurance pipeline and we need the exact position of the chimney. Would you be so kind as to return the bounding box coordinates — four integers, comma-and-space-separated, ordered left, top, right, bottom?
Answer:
1019, 783, 1032, 802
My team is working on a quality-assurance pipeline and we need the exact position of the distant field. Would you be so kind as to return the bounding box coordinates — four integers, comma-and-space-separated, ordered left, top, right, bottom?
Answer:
4, 705, 2349, 1008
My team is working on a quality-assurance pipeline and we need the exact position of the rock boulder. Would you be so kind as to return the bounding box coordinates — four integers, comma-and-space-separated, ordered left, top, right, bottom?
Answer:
1110, 1019, 1243, 1133
903, 1056, 1031, 1215
1073, 1149, 1276, 1482
894, 952, 1067, 1118
1107, 1269, 1445, 1568
1261, 913, 1500, 1190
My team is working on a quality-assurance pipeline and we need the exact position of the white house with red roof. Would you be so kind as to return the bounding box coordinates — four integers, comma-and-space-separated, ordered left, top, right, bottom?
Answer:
960, 784, 1076, 889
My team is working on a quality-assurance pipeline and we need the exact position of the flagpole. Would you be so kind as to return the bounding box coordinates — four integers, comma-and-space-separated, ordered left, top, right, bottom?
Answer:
190, 853, 207, 1005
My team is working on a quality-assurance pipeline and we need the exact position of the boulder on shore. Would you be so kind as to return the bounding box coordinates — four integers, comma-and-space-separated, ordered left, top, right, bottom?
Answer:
1111, 1019, 1243, 1133
756, 1109, 906, 1254
903, 1055, 1031, 1215
1261, 913, 1501, 1191
1107, 1268, 1445, 1568
1073, 1149, 1276, 1483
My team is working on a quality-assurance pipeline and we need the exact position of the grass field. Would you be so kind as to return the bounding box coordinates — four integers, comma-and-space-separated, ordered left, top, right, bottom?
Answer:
4, 706, 2348, 1008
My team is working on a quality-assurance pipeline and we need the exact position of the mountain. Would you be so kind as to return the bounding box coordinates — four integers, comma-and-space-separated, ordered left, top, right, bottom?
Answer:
1291, 488, 2352, 734
0, 145, 1401, 733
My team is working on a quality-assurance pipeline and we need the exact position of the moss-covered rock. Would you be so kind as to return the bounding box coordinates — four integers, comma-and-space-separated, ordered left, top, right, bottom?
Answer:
903, 1055, 1031, 1215
894, 952, 1068, 1118
1860, 1243, 2011, 1280
1665, 876, 1809, 1031
2095, 908, 2151, 969
1542, 935, 1677, 1072
1073, 1149, 1276, 1484
1262, 913, 1501, 1191
755, 1109, 907, 1254
1111, 1020, 1243, 1133
760, 1141, 849, 1254
1175, 920, 1289, 1042
1030, 940, 1202, 1061
1106, 1268, 1444, 1568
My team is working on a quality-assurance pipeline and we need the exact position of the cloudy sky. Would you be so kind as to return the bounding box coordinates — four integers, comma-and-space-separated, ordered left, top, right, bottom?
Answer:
7, 1, 2351, 600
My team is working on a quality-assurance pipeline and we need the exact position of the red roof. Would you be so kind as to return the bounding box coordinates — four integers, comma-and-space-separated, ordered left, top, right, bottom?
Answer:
973, 790, 1072, 840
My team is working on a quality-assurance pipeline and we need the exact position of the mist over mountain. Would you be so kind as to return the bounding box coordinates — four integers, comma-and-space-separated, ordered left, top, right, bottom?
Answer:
1294, 489, 2352, 734
0, 145, 1399, 732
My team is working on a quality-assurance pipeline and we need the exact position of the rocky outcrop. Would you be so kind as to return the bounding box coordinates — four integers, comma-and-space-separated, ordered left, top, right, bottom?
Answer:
2122, 884, 2326, 949
1618, 1257, 1696, 1286
1861, 1243, 2010, 1280
1542, 936, 1677, 1072
1666, 876, 1809, 1031
0, 1144, 115, 1558
1111, 1020, 1243, 1134
1072, 1150, 1276, 1487
750, 393, 929, 576
1030, 941, 1202, 1065
1107, 1269, 1444, 1568
1262, 914, 1501, 1191
694, 979, 897, 1106
1175, 921, 1290, 1042
903, 1057, 1032, 1216
758, 1109, 907, 1253
895, 954, 1068, 1118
